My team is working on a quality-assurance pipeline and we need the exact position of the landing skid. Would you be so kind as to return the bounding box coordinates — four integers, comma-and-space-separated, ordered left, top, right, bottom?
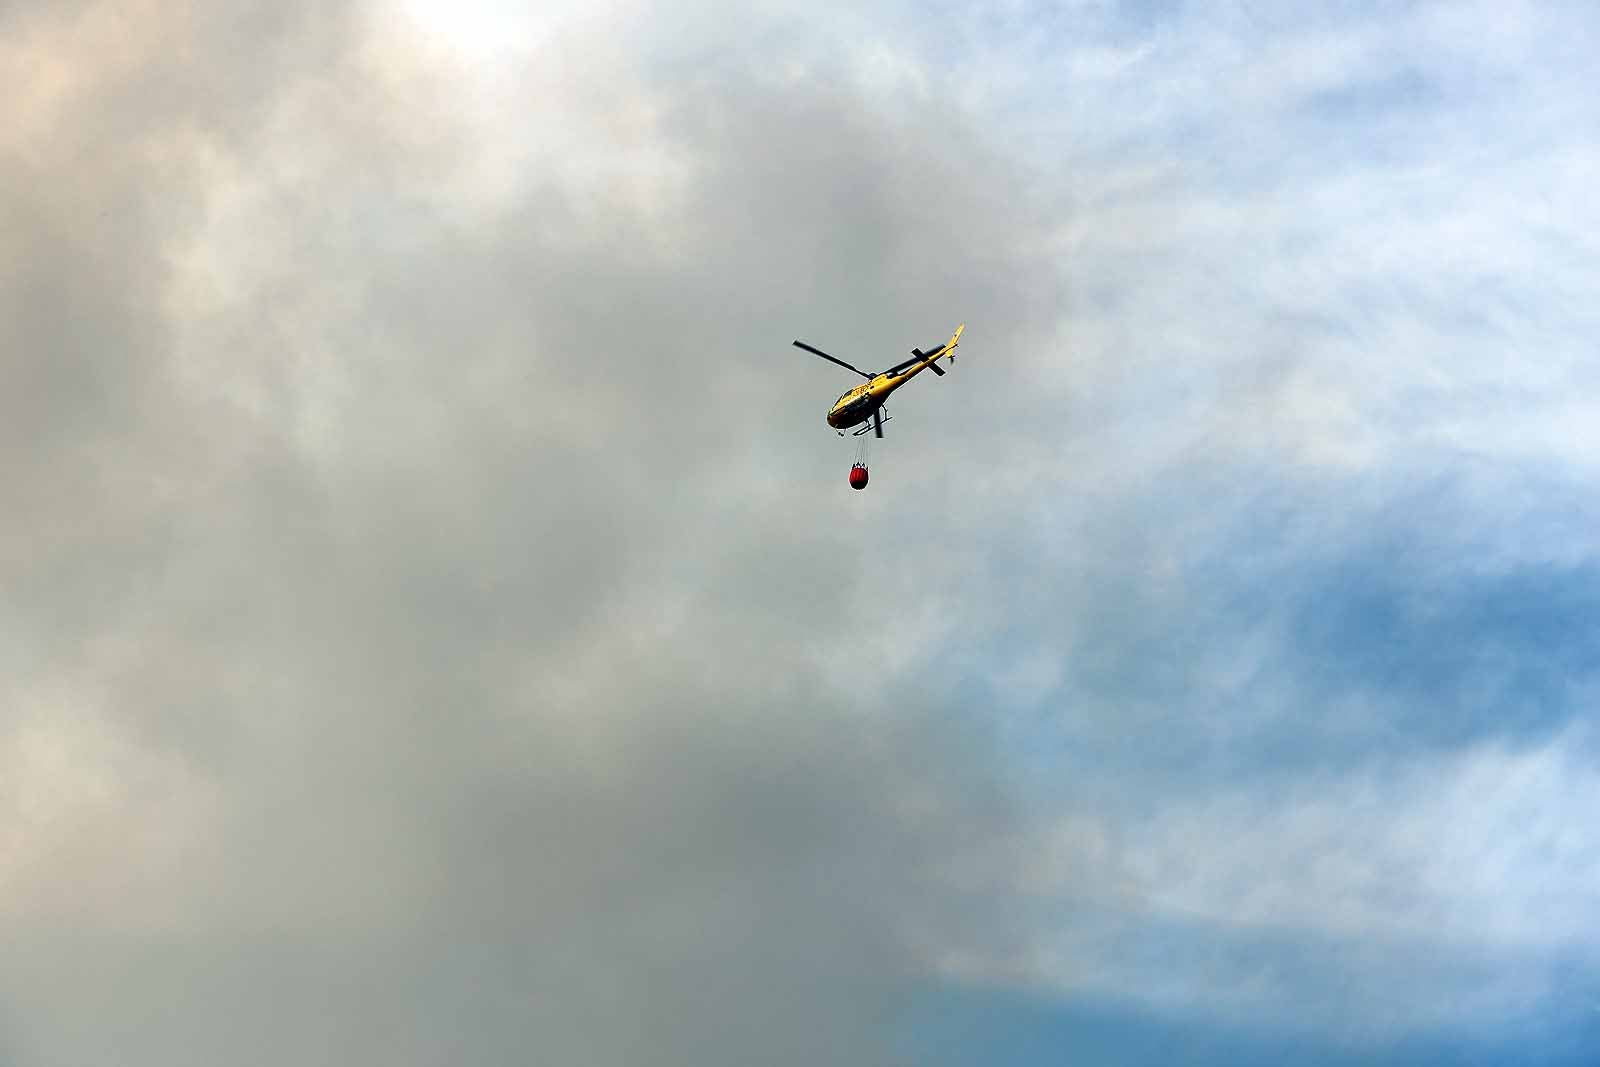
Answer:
850, 411, 889, 437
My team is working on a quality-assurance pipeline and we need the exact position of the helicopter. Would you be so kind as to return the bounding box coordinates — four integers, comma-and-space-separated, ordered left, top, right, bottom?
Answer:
792, 323, 965, 439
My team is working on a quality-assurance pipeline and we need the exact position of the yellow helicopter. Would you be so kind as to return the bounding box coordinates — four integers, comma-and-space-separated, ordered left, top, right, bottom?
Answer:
792, 323, 965, 439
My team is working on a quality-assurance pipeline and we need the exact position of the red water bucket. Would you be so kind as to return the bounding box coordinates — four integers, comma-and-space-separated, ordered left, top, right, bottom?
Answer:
848, 463, 868, 490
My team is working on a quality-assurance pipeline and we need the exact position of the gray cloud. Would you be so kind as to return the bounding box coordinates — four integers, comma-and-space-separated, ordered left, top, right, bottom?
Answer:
1, 2, 1061, 1064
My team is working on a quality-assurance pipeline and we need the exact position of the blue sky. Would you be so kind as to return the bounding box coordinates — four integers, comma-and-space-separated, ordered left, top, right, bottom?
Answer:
5, 1, 1598, 1064
904, 982, 1600, 1067
765, 1, 1600, 1061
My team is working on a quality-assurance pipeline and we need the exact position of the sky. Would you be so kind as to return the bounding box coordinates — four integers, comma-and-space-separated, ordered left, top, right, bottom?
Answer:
3, 0, 1599, 1064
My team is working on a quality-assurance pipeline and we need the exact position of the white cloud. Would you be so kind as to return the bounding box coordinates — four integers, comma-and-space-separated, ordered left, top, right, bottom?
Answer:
1130, 728, 1600, 949
941, 725, 1600, 1031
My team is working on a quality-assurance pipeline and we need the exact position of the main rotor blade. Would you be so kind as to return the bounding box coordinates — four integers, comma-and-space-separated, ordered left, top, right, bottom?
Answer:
917, 347, 947, 376
873, 408, 883, 438
793, 340, 874, 379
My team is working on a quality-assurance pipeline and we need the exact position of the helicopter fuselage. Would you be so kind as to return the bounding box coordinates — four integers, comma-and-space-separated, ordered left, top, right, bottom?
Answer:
826, 375, 892, 429
826, 362, 932, 429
